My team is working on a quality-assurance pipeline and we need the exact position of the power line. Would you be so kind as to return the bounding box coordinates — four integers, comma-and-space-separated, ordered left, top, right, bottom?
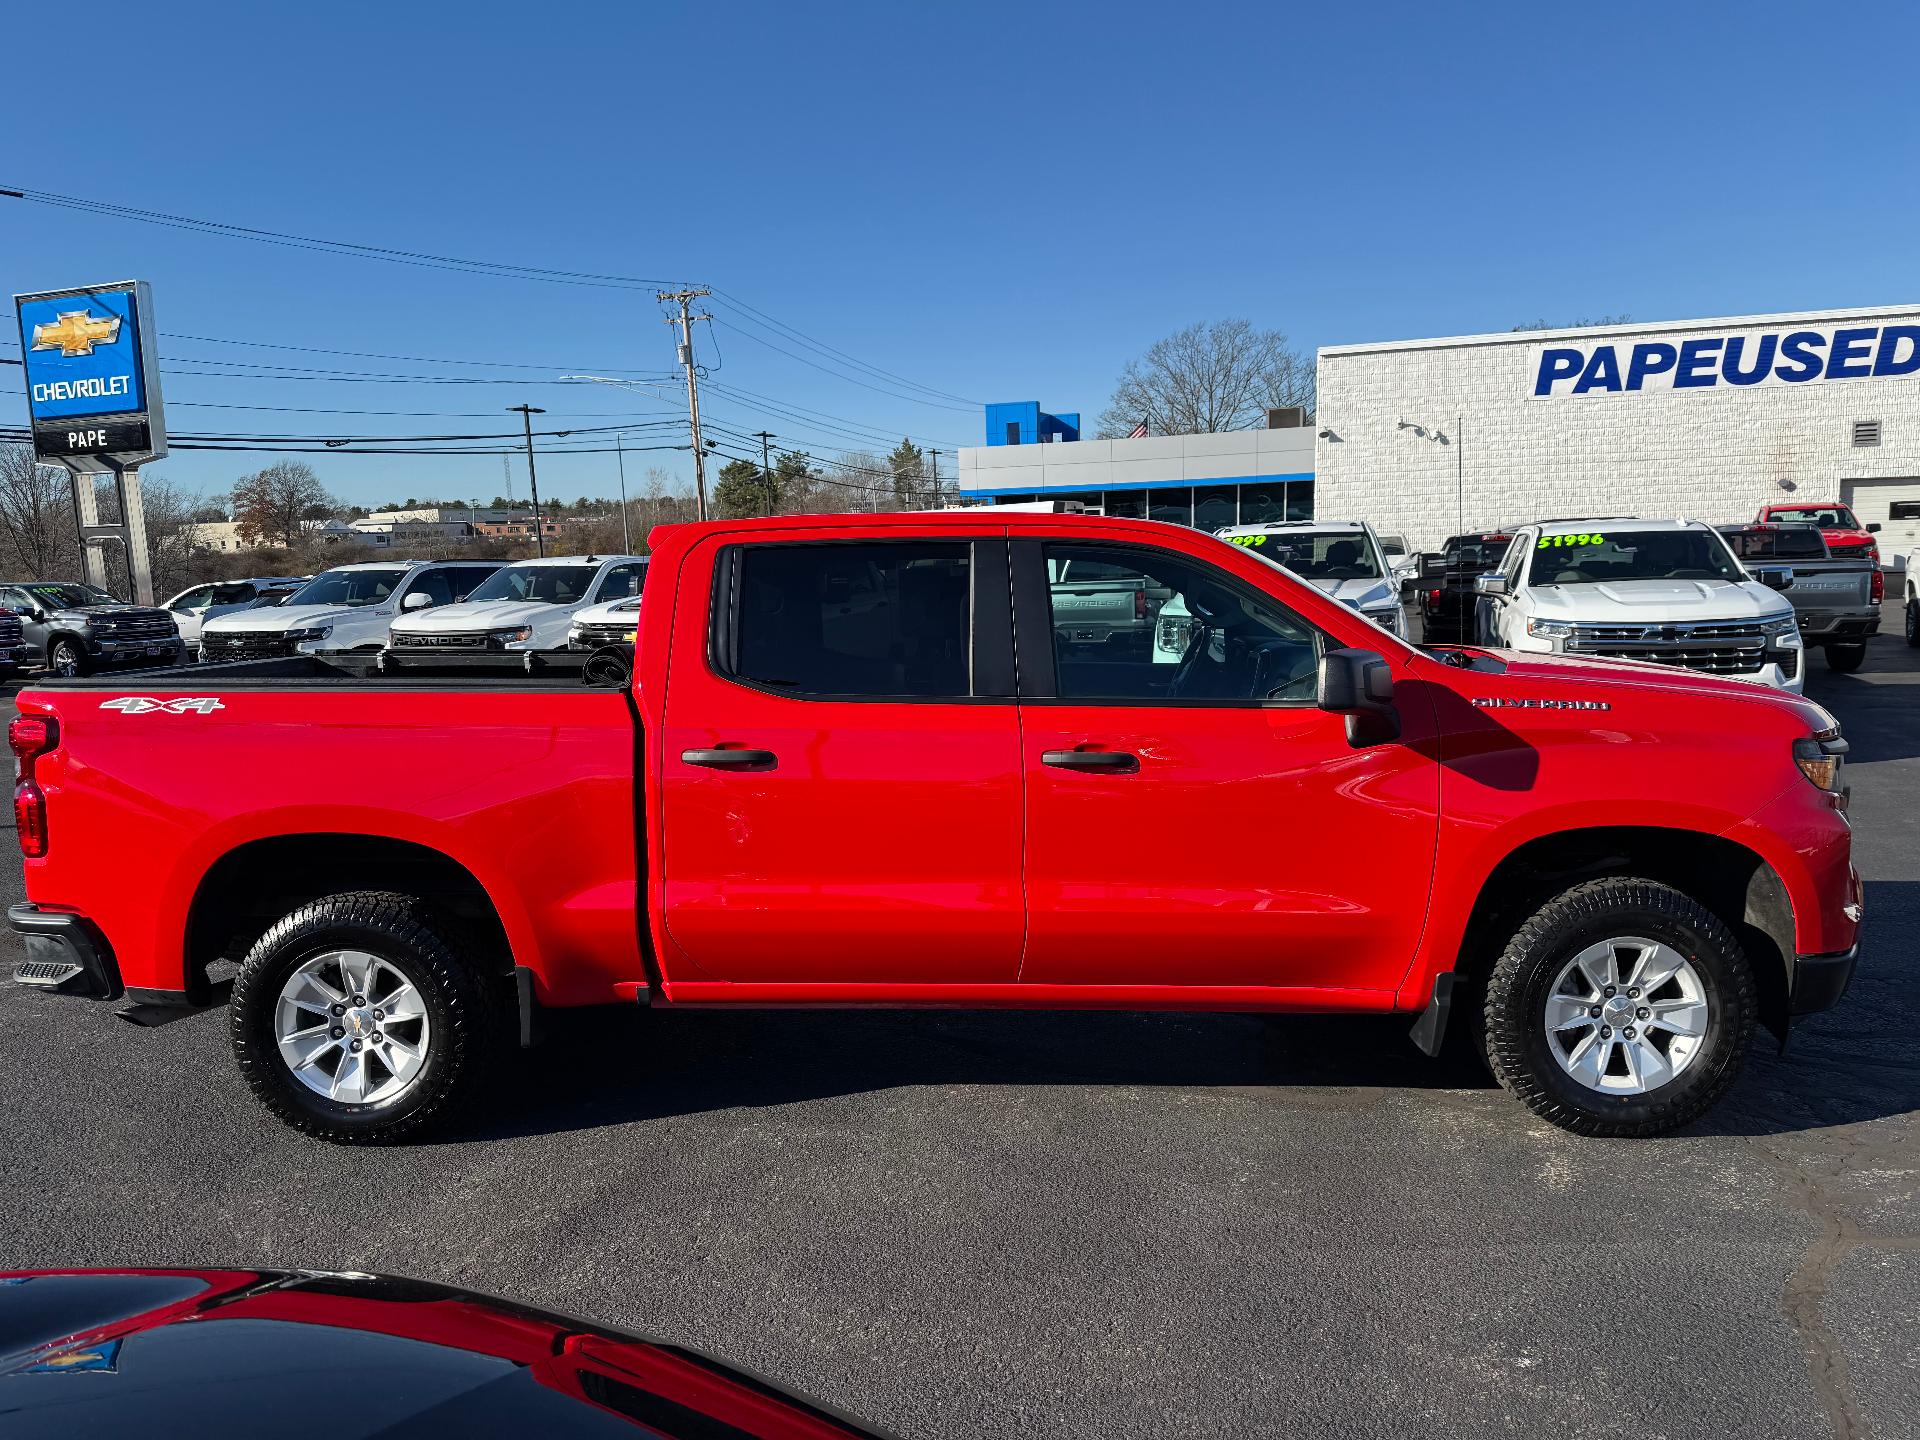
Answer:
707, 288, 981, 406
0, 185, 695, 292
707, 318, 978, 413
1, 186, 981, 412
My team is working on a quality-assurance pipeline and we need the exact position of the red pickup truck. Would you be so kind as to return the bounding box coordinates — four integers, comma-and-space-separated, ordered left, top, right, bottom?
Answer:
8, 512, 1860, 1142
1753, 500, 1882, 561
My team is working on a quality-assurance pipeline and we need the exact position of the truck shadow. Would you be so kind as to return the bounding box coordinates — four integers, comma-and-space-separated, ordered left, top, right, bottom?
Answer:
1804, 629, 1920, 764
451, 882, 1917, 1144
450, 1007, 1497, 1144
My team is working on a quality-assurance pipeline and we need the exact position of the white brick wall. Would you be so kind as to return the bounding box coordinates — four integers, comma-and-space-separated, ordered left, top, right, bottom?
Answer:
1315, 306, 1920, 551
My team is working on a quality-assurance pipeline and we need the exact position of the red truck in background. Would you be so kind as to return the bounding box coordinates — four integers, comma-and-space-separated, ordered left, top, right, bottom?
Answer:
1753, 499, 1882, 562
8, 511, 1860, 1142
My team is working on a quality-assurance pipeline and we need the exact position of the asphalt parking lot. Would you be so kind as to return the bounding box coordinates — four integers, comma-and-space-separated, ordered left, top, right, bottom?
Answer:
1, 615, 1915, 1440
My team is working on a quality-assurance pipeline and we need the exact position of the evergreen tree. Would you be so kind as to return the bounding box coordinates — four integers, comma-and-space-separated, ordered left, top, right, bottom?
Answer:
887, 438, 925, 507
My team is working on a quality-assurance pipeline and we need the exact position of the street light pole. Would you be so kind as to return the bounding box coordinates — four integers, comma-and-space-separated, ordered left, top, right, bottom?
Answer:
507, 404, 547, 557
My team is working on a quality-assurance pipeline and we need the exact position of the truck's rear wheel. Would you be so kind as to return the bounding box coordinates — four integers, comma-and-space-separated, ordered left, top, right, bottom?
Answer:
230, 890, 505, 1144
1481, 877, 1754, 1137
1905, 597, 1919, 648
1825, 642, 1867, 673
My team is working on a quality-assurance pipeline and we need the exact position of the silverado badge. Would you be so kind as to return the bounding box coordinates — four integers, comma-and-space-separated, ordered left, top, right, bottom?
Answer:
1471, 697, 1610, 711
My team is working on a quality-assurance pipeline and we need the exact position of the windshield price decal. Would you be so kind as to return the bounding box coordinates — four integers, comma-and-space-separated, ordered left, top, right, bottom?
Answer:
1537, 534, 1606, 549
1226, 535, 1272, 548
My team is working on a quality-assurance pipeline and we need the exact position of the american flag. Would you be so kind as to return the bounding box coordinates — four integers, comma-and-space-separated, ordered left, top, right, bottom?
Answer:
1127, 419, 1150, 439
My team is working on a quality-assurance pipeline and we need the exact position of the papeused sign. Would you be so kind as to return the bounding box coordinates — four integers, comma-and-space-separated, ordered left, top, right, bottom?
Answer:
14, 280, 167, 463
1530, 321, 1920, 399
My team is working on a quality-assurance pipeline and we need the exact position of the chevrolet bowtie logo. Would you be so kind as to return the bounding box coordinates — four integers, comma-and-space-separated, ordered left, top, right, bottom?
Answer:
30, 310, 122, 358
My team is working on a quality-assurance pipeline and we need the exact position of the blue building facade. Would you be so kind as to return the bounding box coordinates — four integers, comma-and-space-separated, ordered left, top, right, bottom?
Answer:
985, 401, 1080, 447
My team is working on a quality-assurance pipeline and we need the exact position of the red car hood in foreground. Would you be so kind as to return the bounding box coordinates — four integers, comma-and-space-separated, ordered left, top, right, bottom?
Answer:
0, 1269, 891, 1440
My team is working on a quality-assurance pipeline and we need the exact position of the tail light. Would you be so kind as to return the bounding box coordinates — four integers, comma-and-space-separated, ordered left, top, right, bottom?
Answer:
11, 714, 58, 858
1134, 588, 1147, 621
1871, 567, 1885, 604
1426, 588, 1443, 606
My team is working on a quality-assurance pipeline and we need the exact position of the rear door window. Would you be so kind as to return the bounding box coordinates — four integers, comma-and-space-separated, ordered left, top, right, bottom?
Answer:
720, 542, 972, 699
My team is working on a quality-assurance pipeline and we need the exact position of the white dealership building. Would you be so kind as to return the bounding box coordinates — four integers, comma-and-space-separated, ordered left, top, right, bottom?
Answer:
960, 304, 1920, 558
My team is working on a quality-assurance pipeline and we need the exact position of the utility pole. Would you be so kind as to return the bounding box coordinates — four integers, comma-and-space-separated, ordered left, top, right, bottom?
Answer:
659, 288, 712, 521
754, 430, 776, 517
928, 449, 940, 509
614, 433, 632, 552
507, 404, 547, 557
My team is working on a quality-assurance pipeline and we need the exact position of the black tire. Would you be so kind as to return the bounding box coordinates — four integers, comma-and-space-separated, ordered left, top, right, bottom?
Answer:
1481, 877, 1755, 1137
1825, 643, 1867, 674
47, 638, 89, 678
1904, 598, 1918, 648
230, 890, 507, 1144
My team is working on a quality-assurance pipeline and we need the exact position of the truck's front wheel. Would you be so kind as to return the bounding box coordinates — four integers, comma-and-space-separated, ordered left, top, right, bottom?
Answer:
230, 891, 505, 1144
1481, 878, 1754, 1137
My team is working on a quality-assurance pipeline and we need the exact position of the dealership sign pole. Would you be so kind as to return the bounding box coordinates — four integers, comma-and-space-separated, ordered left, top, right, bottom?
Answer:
13, 280, 167, 603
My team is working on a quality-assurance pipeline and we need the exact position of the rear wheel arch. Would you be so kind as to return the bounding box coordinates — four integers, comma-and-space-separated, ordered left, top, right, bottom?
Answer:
1449, 826, 1792, 1040
186, 834, 516, 1004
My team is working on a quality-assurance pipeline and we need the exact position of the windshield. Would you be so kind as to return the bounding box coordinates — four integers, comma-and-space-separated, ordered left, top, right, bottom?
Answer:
285, 568, 407, 608
1769, 505, 1859, 530
23, 583, 116, 609
1527, 530, 1744, 585
466, 564, 598, 605
1441, 535, 1513, 569
1222, 530, 1380, 580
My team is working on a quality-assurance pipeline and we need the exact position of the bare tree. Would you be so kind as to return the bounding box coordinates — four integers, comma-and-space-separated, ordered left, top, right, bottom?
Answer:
0, 443, 80, 578
1096, 319, 1314, 438
232, 461, 333, 548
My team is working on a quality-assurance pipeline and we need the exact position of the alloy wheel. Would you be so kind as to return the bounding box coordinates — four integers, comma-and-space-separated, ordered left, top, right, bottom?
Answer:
1542, 936, 1708, 1095
273, 949, 432, 1106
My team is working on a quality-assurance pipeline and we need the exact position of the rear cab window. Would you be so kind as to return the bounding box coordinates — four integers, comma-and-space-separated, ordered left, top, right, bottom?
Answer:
713, 541, 976, 700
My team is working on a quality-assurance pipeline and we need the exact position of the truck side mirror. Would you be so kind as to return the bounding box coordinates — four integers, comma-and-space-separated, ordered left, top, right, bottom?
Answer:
401, 591, 434, 610
1867, 522, 1883, 533
1753, 565, 1794, 591
1474, 573, 1511, 597
1317, 647, 1400, 747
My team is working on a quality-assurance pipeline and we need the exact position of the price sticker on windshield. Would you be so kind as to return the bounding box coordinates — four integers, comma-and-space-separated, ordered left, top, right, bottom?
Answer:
1536, 533, 1605, 549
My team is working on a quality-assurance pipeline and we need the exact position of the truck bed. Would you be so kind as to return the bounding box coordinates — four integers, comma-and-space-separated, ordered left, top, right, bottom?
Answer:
30, 650, 624, 691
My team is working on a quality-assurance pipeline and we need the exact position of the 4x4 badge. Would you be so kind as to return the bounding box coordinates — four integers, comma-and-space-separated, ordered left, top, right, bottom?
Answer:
100, 697, 225, 715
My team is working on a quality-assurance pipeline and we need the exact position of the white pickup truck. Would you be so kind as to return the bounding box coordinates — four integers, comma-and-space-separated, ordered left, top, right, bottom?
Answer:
1905, 548, 1920, 647
1475, 517, 1805, 692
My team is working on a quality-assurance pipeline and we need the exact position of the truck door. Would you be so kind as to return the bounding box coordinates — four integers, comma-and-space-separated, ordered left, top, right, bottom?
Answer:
1013, 536, 1438, 991
659, 533, 1024, 984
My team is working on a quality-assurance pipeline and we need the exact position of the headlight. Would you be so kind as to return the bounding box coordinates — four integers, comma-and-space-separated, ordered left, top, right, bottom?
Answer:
494, 625, 534, 645
1792, 731, 1848, 796
1761, 616, 1799, 640
1360, 603, 1400, 627
1157, 615, 1195, 652
285, 625, 332, 642
1527, 619, 1575, 639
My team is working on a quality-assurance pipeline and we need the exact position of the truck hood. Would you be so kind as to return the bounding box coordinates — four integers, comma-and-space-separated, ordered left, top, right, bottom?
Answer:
1456, 647, 1831, 723
1525, 579, 1791, 623
1309, 575, 1400, 611
48, 604, 169, 623
203, 603, 362, 634
389, 599, 570, 634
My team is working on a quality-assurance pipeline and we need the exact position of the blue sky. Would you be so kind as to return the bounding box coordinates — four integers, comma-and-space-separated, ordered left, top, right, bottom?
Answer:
5, 0, 1917, 508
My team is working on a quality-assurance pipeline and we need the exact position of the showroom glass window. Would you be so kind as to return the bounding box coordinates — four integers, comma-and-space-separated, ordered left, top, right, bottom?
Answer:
1041, 542, 1323, 704
726, 542, 972, 699
1194, 486, 1237, 532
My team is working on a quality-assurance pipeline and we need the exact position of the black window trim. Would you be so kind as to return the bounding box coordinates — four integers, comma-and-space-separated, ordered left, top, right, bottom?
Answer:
1010, 537, 1330, 710
707, 537, 1015, 705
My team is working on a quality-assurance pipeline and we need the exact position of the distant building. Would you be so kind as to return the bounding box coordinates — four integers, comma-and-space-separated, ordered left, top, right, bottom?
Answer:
959, 404, 1316, 526
473, 518, 562, 540
363, 506, 530, 526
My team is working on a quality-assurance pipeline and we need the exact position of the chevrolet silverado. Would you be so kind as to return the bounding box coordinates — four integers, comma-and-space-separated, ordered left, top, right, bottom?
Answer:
8, 512, 1859, 1142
